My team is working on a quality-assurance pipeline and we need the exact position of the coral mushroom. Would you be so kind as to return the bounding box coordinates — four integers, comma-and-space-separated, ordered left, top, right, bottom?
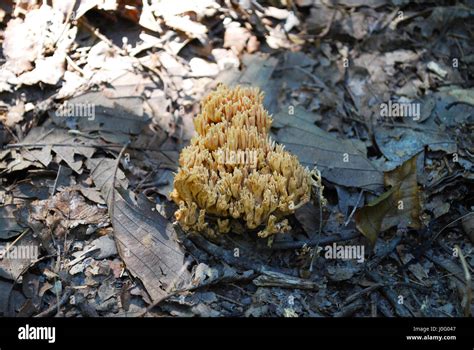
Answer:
171, 84, 317, 238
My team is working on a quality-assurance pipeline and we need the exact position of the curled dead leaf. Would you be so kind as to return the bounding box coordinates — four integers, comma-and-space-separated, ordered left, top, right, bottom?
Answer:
355, 155, 421, 244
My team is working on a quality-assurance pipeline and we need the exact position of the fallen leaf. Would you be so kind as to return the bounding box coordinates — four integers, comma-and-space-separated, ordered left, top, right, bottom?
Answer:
417, 6, 474, 38
88, 157, 191, 301
30, 188, 108, 237
163, 15, 207, 40
211, 48, 239, 70
375, 126, 457, 168
138, 0, 162, 32
0, 205, 24, 239
427, 61, 448, 79
2, 101, 24, 127
3, 18, 36, 74
335, 0, 388, 8
189, 57, 219, 77
224, 24, 251, 54
272, 106, 384, 191
19, 51, 66, 86
447, 88, 474, 106
355, 155, 421, 244
265, 7, 290, 20
216, 53, 279, 112
90, 235, 118, 260
462, 213, 474, 243
0, 232, 40, 281
20, 127, 96, 173
3, 4, 75, 83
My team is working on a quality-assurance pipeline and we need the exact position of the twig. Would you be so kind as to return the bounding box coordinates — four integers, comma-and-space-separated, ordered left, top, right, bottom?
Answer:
253, 270, 323, 290
343, 283, 383, 305
276, 66, 327, 89
308, 168, 325, 272
215, 293, 244, 307
110, 142, 130, 219
54, 0, 77, 47
35, 288, 73, 317
370, 292, 378, 317
315, 9, 337, 38
367, 235, 402, 270
51, 165, 62, 195
455, 245, 472, 317
333, 300, 364, 317
0, 228, 30, 259
189, 230, 296, 275
7, 254, 57, 316
366, 270, 412, 317
344, 189, 364, 226
250, 0, 265, 13
4, 142, 120, 150
77, 18, 167, 91
310, 187, 323, 272
271, 231, 360, 250
137, 267, 255, 317
373, 291, 394, 317
66, 54, 86, 76
431, 212, 474, 242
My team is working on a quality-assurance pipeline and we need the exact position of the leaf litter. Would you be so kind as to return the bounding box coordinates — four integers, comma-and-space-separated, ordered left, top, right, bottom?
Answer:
0, 0, 472, 318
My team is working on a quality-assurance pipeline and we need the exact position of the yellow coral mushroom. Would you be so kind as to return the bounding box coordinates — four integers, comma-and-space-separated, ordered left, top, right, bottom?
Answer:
171, 84, 315, 238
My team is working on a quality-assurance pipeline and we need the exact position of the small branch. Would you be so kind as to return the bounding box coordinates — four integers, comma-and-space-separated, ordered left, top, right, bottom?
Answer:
138, 268, 255, 317
271, 231, 359, 250
366, 270, 412, 317
431, 212, 474, 242
367, 236, 402, 270
4, 142, 123, 150
35, 288, 73, 317
275, 66, 327, 89
0, 228, 30, 259
51, 165, 62, 195
333, 300, 364, 317
77, 17, 167, 91
189, 230, 296, 276
455, 245, 472, 317
344, 189, 364, 226
343, 283, 383, 306
110, 142, 130, 219
310, 168, 325, 272
315, 9, 337, 38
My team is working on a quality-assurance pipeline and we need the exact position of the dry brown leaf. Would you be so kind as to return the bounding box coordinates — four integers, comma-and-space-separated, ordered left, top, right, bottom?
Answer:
272, 106, 384, 191
0, 205, 24, 239
163, 15, 207, 39
87, 156, 191, 301
224, 24, 251, 54
1, 101, 24, 127
3, 4, 75, 86
355, 155, 421, 244
19, 52, 66, 86
30, 188, 108, 237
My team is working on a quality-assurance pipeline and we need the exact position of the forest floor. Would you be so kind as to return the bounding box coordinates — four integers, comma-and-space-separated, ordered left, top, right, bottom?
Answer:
0, 0, 473, 317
